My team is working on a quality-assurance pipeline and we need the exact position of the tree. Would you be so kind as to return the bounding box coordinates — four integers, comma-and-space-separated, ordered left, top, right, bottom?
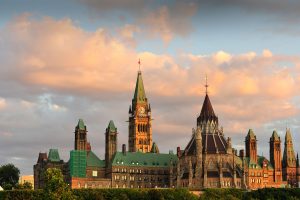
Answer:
23, 181, 33, 189
0, 163, 20, 190
43, 168, 76, 200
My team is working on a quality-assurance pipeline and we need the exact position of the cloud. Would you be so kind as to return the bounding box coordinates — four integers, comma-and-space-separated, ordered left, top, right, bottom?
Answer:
138, 2, 198, 43
80, 0, 199, 43
0, 98, 6, 109
1, 15, 300, 174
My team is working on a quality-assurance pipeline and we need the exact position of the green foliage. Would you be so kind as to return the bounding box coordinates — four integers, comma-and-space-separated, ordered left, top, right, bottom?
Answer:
73, 188, 197, 200
1, 187, 300, 200
0, 190, 43, 200
243, 188, 300, 200
43, 168, 76, 200
199, 188, 244, 200
0, 164, 20, 190
14, 182, 33, 190
23, 182, 33, 190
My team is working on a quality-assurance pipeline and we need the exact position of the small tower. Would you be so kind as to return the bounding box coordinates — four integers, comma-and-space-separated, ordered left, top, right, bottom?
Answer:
128, 61, 152, 153
269, 130, 282, 182
150, 142, 160, 153
105, 120, 118, 167
296, 153, 300, 188
195, 126, 203, 187
74, 119, 87, 151
282, 129, 297, 186
245, 129, 257, 163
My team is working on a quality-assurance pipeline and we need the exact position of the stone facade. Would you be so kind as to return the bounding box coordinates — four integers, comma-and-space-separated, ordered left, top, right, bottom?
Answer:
176, 90, 299, 189
33, 150, 69, 189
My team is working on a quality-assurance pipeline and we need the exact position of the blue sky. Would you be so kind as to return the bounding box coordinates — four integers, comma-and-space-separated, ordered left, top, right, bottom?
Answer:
0, 0, 300, 175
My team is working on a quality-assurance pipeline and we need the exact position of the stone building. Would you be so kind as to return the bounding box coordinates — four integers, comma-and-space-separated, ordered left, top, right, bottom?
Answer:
176, 92, 245, 189
176, 88, 299, 189
33, 149, 69, 189
34, 66, 299, 190
34, 68, 176, 189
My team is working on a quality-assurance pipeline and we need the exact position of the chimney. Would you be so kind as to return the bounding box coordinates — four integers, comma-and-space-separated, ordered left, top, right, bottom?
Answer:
177, 147, 181, 157
239, 149, 244, 158
86, 142, 91, 152
122, 144, 126, 155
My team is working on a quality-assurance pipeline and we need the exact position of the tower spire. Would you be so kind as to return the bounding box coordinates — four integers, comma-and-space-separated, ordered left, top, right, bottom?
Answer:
205, 75, 208, 95
138, 58, 141, 72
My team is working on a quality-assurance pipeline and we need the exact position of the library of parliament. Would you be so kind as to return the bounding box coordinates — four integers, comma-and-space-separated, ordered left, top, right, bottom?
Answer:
34, 65, 300, 190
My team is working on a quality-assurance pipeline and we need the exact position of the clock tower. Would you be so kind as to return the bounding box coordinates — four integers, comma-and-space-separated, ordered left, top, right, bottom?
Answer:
128, 68, 152, 153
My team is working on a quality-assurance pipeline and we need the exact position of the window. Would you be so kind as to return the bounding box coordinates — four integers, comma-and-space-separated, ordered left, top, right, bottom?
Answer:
92, 171, 98, 177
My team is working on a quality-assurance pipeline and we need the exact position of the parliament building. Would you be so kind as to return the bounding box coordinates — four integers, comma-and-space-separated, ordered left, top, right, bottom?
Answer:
34, 67, 300, 190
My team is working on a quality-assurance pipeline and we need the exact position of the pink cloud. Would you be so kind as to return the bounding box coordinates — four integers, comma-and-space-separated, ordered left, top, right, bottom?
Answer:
1, 15, 300, 138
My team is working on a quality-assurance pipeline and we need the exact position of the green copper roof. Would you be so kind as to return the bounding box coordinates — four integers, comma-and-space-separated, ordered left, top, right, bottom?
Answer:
244, 156, 273, 170
271, 130, 280, 140
112, 151, 177, 167
133, 71, 147, 102
246, 129, 256, 139
87, 151, 105, 167
48, 149, 61, 162
257, 156, 273, 169
77, 119, 85, 130
150, 142, 160, 153
107, 120, 117, 132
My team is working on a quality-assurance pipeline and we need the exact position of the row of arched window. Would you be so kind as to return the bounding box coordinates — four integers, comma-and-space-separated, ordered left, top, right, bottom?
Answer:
139, 139, 149, 145
138, 124, 148, 132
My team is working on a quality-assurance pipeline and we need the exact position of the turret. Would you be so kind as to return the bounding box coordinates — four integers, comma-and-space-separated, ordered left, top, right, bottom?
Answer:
282, 129, 297, 186
269, 130, 282, 182
105, 120, 118, 167
150, 142, 160, 153
245, 129, 257, 163
195, 126, 203, 187
296, 153, 300, 187
74, 119, 87, 151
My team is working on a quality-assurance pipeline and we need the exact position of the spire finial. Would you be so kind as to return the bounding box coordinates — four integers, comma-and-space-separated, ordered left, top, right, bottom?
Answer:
205, 75, 209, 94
138, 58, 141, 72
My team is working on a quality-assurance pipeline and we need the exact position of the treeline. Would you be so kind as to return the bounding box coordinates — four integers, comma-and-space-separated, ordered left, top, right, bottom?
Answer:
199, 188, 300, 200
1, 188, 300, 200
0, 188, 197, 200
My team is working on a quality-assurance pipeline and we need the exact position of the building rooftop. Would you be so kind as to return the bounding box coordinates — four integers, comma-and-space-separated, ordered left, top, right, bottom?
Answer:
112, 151, 177, 167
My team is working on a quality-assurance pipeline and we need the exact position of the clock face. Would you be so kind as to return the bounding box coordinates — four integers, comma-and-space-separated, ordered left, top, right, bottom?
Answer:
138, 107, 145, 114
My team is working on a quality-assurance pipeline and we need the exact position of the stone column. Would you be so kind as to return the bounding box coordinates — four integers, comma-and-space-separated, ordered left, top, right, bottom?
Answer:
188, 158, 193, 187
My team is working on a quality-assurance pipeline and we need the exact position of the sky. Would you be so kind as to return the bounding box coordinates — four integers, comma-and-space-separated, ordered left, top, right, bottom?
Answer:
0, 0, 300, 175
